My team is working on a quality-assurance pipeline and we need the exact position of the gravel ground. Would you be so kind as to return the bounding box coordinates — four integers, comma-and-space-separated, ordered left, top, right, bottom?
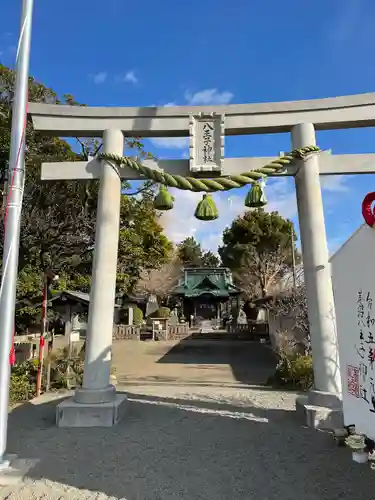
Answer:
1, 340, 374, 499
1, 383, 375, 500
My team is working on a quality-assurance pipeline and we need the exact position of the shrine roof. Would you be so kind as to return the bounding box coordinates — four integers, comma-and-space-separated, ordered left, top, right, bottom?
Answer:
172, 267, 241, 298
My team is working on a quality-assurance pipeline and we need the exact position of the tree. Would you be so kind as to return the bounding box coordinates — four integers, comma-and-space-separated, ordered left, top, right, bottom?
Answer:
267, 285, 310, 355
219, 209, 300, 298
177, 236, 220, 267
134, 250, 182, 301
177, 237, 202, 266
201, 250, 220, 267
0, 64, 172, 330
116, 191, 173, 293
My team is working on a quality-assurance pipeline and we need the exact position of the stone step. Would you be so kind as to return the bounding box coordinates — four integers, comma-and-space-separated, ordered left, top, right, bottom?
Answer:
296, 395, 344, 430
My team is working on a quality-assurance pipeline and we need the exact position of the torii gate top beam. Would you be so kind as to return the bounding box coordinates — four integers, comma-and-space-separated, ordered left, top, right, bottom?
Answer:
29, 92, 375, 138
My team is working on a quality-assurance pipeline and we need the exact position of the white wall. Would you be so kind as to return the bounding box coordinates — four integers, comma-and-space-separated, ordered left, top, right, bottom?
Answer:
331, 224, 375, 439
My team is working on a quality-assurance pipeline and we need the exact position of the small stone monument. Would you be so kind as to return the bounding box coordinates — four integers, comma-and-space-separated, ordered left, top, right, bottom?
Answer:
169, 308, 179, 326
145, 294, 159, 318
237, 309, 248, 325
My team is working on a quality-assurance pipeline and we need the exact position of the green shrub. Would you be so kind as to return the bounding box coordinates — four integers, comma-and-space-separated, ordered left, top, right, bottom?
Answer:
154, 307, 171, 318
10, 374, 35, 404
9, 360, 39, 404
133, 306, 144, 326
269, 353, 313, 390
11, 359, 38, 382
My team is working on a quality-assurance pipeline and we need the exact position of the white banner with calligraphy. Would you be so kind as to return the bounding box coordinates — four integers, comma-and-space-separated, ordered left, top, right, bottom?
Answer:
189, 113, 224, 174
331, 224, 375, 439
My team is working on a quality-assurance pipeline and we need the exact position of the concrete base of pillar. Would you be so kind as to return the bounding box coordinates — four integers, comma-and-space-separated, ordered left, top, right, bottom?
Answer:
0, 454, 39, 486
56, 393, 127, 428
74, 384, 116, 404
296, 391, 343, 431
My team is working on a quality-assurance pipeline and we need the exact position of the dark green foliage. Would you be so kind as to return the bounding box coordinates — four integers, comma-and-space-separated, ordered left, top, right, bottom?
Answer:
154, 307, 171, 318
133, 306, 144, 326
201, 250, 220, 267
177, 237, 202, 266
9, 360, 38, 404
177, 237, 221, 268
220, 209, 297, 268
219, 209, 300, 298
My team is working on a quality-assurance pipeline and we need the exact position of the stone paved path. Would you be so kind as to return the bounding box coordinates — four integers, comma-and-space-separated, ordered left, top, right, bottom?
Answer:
111, 339, 277, 387
1, 341, 374, 499
1, 384, 374, 500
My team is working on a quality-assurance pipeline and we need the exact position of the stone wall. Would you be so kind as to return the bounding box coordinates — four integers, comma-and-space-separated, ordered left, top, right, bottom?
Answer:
227, 322, 269, 339
112, 324, 190, 341
167, 324, 191, 341
113, 325, 140, 341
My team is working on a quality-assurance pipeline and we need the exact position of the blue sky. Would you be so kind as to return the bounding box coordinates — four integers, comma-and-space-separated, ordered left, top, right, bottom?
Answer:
2, 0, 375, 255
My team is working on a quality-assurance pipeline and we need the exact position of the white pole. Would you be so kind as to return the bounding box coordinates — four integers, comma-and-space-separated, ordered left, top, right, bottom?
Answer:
0, 0, 34, 467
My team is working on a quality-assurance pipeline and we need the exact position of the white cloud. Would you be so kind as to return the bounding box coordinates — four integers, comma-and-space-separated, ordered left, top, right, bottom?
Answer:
151, 89, 233, 151
93, 72, 107, 84
320, 175, 349, 192
151, 138, 189, 149
124, 70, 138, 84
328, 0, 365, 44
265, 178, 298, 220
150, 101, 189, 150
184, 88, 234, 106
160, 177, 298, 254
159, 190, 244, 253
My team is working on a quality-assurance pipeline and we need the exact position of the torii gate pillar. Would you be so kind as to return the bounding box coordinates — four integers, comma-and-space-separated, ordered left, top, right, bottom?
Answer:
293, 123, 343, 429
57, 129, 127, 427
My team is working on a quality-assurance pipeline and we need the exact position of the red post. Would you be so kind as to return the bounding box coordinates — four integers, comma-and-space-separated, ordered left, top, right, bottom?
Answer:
36, 277, 47, 397
9, 330, 15, 366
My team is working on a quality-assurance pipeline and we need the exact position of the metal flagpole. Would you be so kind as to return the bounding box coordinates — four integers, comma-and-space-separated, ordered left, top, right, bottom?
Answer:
0, 0, 34, 468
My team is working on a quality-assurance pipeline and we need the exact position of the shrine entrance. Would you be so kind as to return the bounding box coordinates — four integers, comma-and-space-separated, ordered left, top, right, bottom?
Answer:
195, 297, 217, 321
27, 92, 375, 428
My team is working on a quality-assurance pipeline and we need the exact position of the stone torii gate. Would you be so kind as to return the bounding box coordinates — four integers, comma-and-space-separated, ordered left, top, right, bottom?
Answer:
29, 93, 375, 428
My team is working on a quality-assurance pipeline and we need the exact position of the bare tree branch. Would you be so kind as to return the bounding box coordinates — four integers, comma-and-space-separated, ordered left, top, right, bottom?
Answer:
235, 245, 291, 298
134, 255, 182, 300
266, 285, 311, 355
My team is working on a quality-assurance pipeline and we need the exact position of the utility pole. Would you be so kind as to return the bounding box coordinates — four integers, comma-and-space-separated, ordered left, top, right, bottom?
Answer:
0, 0, 34, 468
